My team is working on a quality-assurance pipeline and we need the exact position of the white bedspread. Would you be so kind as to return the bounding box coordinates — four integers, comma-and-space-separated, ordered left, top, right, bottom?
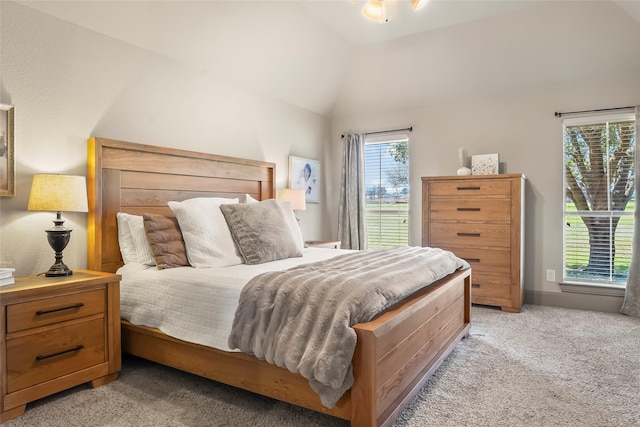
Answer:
118, 248, 350, 351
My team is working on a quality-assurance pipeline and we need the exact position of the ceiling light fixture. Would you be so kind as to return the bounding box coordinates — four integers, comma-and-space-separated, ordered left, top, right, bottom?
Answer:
410, 0, 428, 11
362, 0, 386, 21
360, 0, 427, 23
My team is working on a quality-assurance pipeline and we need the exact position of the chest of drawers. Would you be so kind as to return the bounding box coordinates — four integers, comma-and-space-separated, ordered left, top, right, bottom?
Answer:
0, 270, 121, 422
422, 174, 525, 312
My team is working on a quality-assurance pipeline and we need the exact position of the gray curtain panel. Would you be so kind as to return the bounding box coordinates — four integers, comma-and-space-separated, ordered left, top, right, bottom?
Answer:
621, 105, 639, 317
338, 134, 367, 250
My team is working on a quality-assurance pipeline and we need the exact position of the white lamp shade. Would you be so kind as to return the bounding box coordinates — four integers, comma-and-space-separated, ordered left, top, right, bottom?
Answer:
278, 188, 306, 211
28, 174, 89, 213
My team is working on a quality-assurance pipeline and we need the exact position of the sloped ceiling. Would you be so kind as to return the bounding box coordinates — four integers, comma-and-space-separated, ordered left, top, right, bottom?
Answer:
17, 1, 640, 118
334, 0, 640, 115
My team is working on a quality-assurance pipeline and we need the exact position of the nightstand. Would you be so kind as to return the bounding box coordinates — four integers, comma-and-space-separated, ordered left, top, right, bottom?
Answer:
305, 240, 342, 249
0, 270, 121, 423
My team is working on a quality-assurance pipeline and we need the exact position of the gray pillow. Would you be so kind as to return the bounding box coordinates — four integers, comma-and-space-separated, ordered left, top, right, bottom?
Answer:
220, 199, 303, 265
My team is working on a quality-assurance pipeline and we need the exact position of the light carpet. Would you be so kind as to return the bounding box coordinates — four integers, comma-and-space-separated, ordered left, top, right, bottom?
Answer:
5, 304, 640, 427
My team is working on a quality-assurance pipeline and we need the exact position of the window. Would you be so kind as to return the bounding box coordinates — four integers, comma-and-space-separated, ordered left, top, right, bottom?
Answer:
563, 113, 636, 286
364, 134, 409, 248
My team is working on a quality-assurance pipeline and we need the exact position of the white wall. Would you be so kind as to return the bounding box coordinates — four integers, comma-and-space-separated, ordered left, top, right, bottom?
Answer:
329, 0, 640, 311
2, 0, 639, 313
331, 78, 639, 304
0, 2, 331, 276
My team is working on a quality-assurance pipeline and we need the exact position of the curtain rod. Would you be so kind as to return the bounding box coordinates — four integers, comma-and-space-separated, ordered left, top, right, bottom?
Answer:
554, 106, 635, 118
341, 126, 413, 139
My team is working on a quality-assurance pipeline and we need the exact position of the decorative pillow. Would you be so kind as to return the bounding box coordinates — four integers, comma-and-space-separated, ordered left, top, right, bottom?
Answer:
116, 212, 156, 266
245, 194, 304, 252
245, 193, 259, 204
168, 197, 243, 268
143, 213, 190, 269
277, 201, 305, 252
220, 199, 303, 265
116, 212, 137, 264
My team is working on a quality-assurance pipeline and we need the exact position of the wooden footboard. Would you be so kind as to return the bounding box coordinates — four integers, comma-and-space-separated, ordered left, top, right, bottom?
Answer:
121, 268, 471, 427
352, 268, 471, 427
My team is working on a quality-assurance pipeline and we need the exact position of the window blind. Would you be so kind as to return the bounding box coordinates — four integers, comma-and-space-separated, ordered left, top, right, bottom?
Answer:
563, 114, 636, 286
364, 135, 409, 249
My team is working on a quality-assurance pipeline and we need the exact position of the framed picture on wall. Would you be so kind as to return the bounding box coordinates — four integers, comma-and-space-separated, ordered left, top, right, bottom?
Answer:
0, 104, 15, 197
288, 155, 320, 203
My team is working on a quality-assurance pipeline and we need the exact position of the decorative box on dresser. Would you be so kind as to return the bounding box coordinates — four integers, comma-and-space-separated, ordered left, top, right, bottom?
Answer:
0, 270, 121, 423
422, 174, 525, 313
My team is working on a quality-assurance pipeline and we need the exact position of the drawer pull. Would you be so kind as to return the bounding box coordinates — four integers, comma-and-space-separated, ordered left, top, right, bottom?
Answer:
456, 186, 481, 191
36, 303, 84, 315
465, 258, 481, 263
36, 345, 84, 361
457, 232, 481, 237
471, 283, 481, 288
457, 207, 481, 211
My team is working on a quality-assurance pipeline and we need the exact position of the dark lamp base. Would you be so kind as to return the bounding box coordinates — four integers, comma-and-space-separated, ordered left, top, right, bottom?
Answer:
45, 214, 74, 278
45, 263, 73, 277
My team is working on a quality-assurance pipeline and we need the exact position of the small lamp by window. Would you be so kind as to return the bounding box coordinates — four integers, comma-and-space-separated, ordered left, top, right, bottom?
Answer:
28, 174, 88, 277
278, 188, 306, 221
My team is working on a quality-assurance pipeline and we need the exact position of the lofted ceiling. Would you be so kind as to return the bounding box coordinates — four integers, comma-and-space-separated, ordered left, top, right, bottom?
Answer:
17, 1, 640, 117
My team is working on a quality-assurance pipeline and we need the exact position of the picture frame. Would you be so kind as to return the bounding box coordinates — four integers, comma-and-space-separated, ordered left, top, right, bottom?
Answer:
471, 153, 499, 175
0, 104, 15, 197
288, 155, 320, 203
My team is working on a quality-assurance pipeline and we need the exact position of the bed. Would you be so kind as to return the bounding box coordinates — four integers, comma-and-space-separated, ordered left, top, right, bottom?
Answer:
87, 137, 471, 427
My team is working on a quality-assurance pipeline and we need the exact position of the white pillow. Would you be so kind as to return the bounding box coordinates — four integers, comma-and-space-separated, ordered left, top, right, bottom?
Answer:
245, 195, 304, 253
168, 197, 243, 268
278, 201, 305, 253
116, 212, 137, 264
245, 193, 259, 204
116, 212, 156, 266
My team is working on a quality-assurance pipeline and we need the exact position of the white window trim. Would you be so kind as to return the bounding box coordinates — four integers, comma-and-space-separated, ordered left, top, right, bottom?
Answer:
562, 111, 636, 288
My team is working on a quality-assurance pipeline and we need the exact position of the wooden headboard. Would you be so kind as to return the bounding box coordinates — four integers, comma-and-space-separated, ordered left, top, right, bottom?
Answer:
87, 137, 276, 273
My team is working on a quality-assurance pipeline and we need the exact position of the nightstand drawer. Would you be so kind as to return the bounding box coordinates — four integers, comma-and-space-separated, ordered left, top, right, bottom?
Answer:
6, 318, 106, 393
428, 200, 511, 221
428, 179, 511, 197
430, 223, 511, 248
6, 289, 105, 334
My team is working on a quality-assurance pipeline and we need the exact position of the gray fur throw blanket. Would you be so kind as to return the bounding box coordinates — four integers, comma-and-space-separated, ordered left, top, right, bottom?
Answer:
227, 246, 469, 408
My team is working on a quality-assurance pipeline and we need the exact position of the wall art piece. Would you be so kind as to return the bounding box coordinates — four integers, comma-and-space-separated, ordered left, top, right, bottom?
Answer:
0, 104, 15, 197
289, 155, 319, 203
471, 153, 499, 175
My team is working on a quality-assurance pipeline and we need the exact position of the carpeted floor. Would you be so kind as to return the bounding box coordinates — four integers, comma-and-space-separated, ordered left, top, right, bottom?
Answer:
4, 304, 640, 427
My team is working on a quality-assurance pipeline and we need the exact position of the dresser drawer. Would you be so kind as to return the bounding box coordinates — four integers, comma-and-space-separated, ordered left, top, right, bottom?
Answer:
438, 245, 511, 274
428, 179, 511, 197
435, 245, 511, 274
430, 223, 511, 248
429, 199, 511, 221
6, 318, 106, 393
6, 289, 105, 334
470, 273, 512, 301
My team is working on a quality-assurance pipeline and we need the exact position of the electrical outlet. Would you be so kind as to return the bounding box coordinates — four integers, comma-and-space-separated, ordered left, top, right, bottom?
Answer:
546, 269, 556, 282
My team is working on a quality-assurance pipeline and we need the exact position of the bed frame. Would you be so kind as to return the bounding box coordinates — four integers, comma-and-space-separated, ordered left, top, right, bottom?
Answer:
87, 137, 471, 427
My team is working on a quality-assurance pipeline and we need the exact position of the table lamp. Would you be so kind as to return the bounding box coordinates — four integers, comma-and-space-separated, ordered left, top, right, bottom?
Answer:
278, 188, 306, 221
28, 174, 88, 277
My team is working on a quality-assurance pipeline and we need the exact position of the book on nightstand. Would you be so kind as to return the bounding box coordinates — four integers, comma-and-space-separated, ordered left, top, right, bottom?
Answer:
0, 268, 15, 286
